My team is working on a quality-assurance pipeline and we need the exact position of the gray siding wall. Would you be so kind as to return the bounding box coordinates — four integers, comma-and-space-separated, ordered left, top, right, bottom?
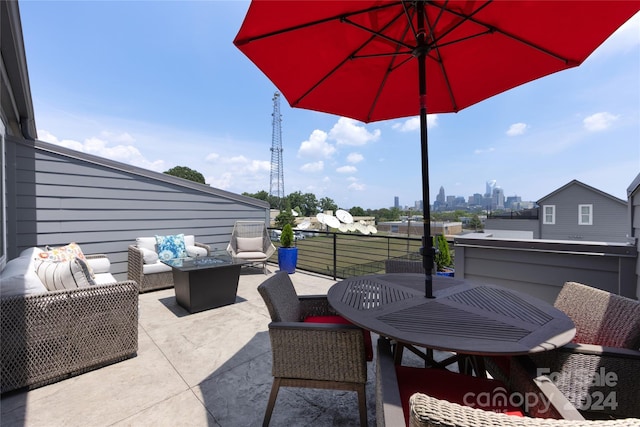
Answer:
540, 184, 627, 243
6, 137, 270, 280
454, 237, 637, 304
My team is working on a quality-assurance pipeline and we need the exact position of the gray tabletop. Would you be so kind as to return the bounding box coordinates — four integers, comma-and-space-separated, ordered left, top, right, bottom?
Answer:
327, 274, 576, 356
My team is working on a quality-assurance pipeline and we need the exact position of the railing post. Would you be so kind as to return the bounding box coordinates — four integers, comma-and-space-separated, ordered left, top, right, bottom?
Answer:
333, 233, 337, 280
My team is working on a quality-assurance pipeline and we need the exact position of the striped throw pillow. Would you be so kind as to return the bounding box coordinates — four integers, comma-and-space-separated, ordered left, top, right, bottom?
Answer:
34, 258, 96, 291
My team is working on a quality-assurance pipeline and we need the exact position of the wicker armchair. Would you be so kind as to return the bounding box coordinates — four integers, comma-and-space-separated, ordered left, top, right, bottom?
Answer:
128, 235, 210, 292
227, 221, 275, 274
257, 271, 368, 426
530, 282, 640, 419
376, 337, 639, 427
1, 280, 139, 393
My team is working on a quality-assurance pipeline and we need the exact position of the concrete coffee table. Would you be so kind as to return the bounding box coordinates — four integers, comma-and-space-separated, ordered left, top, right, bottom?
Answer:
162, 253, 247, 313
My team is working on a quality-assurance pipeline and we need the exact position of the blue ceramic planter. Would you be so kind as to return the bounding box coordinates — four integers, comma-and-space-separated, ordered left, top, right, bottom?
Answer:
278, 247, 298, 274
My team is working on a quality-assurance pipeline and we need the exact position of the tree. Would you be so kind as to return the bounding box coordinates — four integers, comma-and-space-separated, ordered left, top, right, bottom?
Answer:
349, 206, 366, 216
319, 197, 338, 213
434, 234, 452, 271
163, 166, 205, 184
469, 214, 483, 231
242, 190, 280, 209
275, 200, 296, 229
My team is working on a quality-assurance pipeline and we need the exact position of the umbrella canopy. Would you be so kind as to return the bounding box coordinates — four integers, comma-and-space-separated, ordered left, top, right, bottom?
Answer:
234, 1, 639, 296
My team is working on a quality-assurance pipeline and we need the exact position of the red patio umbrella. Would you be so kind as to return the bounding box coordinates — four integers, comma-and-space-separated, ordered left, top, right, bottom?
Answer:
233, 1, 639, 297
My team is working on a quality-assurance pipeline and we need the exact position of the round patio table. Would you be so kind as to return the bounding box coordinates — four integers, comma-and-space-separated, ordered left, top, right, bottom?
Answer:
327, 274, 576, 356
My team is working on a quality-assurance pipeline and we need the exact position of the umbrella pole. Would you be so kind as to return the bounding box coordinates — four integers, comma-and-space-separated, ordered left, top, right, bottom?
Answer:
416, 1, 434, 298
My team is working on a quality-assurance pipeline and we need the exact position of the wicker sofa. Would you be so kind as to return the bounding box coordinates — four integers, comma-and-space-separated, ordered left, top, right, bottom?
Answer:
127, 235, 210, 293
0, 248, 139, 394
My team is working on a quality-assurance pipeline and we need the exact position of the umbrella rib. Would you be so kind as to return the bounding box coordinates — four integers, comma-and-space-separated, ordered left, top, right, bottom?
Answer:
234, 3, 398, 46
429, 0, 573, 65
295, 4, 412, 110
341, 8, 412, 51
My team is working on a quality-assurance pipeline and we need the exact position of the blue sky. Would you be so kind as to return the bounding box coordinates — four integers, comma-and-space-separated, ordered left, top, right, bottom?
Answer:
18, 1, 639, 210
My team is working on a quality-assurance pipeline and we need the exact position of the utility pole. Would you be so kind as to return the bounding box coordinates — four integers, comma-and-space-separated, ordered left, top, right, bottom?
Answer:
269, 92, 285, 209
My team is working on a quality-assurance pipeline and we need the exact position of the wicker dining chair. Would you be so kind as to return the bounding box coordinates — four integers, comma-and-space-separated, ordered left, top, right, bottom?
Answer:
530, 282, 640, 419
257, 271, 368, 426
384, 259, 425, 274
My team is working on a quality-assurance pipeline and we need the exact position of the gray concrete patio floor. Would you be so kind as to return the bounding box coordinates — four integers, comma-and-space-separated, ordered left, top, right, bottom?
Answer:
1, 266, 394, 427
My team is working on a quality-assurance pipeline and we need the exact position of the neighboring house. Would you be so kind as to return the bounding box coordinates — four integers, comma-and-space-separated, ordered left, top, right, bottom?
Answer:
628, 174, 640, 297
1, 1, 269, 279
538, 180, 628, 243
484, 180, 629, 243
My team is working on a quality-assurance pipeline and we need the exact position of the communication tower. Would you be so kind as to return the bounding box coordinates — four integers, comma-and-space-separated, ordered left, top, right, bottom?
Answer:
269, 92, 285, 209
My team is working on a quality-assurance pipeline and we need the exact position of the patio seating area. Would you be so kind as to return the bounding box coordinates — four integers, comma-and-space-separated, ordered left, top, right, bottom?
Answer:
1, 266, 383, 426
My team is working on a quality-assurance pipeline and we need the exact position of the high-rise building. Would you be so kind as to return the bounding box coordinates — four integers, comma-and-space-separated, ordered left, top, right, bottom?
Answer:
394, 196, 399, 208
485, 180, 497, 197
436, 186, 445, 204
493, 187, 505, 209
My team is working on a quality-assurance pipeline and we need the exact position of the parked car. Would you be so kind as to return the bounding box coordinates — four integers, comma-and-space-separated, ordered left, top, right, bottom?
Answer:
294, 231, 305, 241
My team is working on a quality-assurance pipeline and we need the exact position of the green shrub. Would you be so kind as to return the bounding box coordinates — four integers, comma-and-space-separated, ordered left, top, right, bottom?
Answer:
280, 224, 295, 248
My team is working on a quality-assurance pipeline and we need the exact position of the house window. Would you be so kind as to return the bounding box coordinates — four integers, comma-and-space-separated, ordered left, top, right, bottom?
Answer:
543, 205, 555, 225
578, 204, 593, 225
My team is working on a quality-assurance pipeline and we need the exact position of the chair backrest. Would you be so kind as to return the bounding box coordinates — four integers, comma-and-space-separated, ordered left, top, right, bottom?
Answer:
555, 281, 640, 349
258, 271, 301, 322
385, 259, 425, 274
228, 221, 274, 256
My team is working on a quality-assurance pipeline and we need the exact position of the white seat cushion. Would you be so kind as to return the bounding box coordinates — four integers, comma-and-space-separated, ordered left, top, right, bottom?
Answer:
186, 245, 208, 257
234, 251, 267, 260
93, 272, 118, 285
142, 261, 173, 274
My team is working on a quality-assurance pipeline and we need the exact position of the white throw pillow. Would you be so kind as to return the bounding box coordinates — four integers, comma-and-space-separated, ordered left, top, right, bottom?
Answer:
139, 247, 159, 264
236, 237, 263, 253
136, 237, 157, 252
184, 235, 195, 247
0, 250, 48, 296
186, 245, 208, 258
34, 258, 96, 291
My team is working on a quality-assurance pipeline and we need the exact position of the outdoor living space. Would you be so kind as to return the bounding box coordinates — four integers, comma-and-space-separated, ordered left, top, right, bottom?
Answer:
1, 267, 384, 427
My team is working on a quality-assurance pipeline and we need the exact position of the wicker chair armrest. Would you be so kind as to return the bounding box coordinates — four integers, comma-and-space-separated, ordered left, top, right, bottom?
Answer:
510, 355, 584, 420
531, 345, 640, 418
127, 245, 145, 283
85, 253, 108, 260
268, 322, 367, 383
409, 393, 638, 427
376, 337, 407, 427
194, 241, 211, 255
557, 343, 640, 360
298, 295, 338, 317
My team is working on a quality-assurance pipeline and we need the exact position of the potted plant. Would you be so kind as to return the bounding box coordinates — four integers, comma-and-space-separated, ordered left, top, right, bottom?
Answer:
278, 223, 298, 274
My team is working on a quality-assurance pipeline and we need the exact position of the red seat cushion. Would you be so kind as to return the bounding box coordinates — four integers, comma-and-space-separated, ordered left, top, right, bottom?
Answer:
303, 315, 373, 361
396, 366, 524, 426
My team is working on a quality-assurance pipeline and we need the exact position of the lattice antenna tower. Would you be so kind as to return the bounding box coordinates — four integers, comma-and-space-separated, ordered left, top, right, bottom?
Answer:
269, 92, 285, 210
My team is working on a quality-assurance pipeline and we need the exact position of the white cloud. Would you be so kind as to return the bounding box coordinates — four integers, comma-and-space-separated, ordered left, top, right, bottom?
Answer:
38, 129, 166, 171
583, 112, 619, 132
337, 165, 357, 174
348, 182, 366, 191
328, 117, 381, 146
207, 172, 232, 190
205, 152, 220, 161
346, 152, 364, 164
506, 122, 528, 136
298, 129, 336, 158
100, 131, 135, 143
474, 147, 496, 155
300, 161, 324, 172
392, 115, 438, 132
